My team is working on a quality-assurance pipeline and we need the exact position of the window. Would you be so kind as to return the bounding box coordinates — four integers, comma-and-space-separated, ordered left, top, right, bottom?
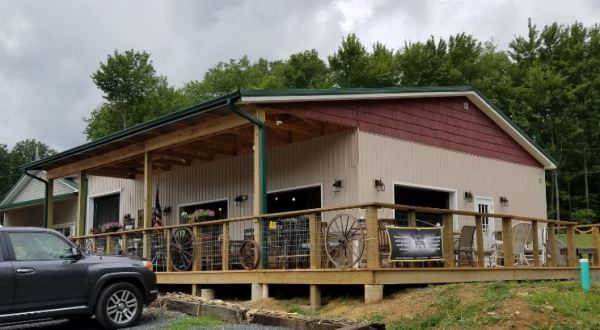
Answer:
179, 200, 228, 223
9, 232, 73, 261
394, 185, 449, 227
267, 186, 321, 213
53, 223, 75, 238
93, 193, 120, 229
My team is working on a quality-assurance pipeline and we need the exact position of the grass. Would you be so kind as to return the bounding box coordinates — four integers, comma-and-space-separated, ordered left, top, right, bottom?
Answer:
557, 233, 593, 248
166, 315, 224, 329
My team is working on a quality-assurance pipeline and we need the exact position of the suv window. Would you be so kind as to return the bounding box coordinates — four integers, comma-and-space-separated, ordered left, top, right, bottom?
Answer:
0, 235, 3, 261
9, 232, 72, 261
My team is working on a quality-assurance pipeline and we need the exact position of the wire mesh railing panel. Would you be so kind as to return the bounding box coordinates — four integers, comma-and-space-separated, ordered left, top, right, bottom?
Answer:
262, 216, 310, 269
94, 237, 107, 255
229, 220, 254, 270
127, 232, 144, 257
195, 224, 223, 271
150, 230, 167, 272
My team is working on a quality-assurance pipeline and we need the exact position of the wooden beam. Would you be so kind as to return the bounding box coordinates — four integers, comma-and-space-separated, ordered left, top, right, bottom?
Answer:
531, 221, 540, 267
475, 215, 485, 267
222, 222, 229, 271
47, 115, 249, 179
501, 218, 513, 267
365, 206, 379, 269
253, 110, 266, 216
443, 214, 454, 268
143, 151, 153, 229
309, 213, 320, 269
156, 150, 212, 162
408, 210, 416, 227
77, 171, 87, 236
45, 178, 54, 228
593, 227, 600, 266
566, 225, 577, 267
265, 120, 318, 136
548, 223, 557, 267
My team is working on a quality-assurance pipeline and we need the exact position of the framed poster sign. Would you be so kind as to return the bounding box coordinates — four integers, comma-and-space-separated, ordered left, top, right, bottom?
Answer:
386, 226, 443, 262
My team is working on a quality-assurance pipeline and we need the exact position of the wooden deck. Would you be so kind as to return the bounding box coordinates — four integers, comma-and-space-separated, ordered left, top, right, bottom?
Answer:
73, 202, 599, 305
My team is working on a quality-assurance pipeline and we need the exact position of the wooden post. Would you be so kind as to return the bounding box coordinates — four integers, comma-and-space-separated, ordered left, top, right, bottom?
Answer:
46, 178, 54, 228
143, 151, 153, 258
310, 284, 321, 310
77, 171, 87, 237
192, 226, 201, 271
443, 213, 454, 268
408, 210, 416, 227
501, 218, 513, 267
548, 223, 557, 267
566, 225, 577, 267
121, 233, 128, 256
475, 215, 485, 267
365, 206, 379, 269
592, 227, 600, 266
165, 228, 172, 272
106, 235, 112, 255
222, 222, 229, 271
253, 110, 266, 269
531, 221, 540, 267
309, 213, 321, 269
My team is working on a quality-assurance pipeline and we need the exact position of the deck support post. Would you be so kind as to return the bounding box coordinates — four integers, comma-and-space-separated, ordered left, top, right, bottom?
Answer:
365, 206, 380, 269
192, 226, 201, 271
309, 213, 321, 269
251, 283, 264, 302
143, 151, 153, 258
310, 285, 321, 310
592, 227, 600, 266
443, 213, 454, 268
501, 218, 513, 267
531, 221, 540, 267
46, 178, 54, 228
475, 215, 485, 267
222, 222, 229, 271
364, 284, 383, 304
566, 225, 577, 267
548, 223, 557, 267
191, 284, 201, 297
77, 171, 87, 236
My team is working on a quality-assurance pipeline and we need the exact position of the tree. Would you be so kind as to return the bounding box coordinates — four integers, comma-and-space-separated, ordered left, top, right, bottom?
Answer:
329, 34, 370, 87
278, 50, 330, 88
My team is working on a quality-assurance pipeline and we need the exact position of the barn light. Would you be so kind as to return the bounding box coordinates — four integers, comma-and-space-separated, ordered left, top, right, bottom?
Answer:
234, 195, 248, 206
499, 196, 509, 207
464, 191, 474, 202
332, 179, 342, 193
374, 179, 385, 192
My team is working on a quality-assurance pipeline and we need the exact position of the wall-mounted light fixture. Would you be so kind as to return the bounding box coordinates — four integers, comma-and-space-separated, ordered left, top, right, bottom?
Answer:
332, 179, 342, 193
374, 179, 386, 192
464, 191, 474, 202
499, 196, 509, 207
162, 206, 171, 215
234, 194, 248, 206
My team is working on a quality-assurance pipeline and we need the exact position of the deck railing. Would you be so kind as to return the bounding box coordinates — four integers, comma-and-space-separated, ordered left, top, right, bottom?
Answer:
73, 202, 586, 272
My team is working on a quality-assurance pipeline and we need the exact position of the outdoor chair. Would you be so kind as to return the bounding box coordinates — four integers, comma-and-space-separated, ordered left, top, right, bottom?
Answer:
493, 222, 531, 266
454, 225, 476, 267
378, 219, 397, 267
543, 239, 568, 267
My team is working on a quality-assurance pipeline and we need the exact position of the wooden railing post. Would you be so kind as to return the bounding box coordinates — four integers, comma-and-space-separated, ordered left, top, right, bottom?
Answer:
165, 228, 172, 272
566, 225, 577, 267
308, 213, 321, 269
142, 230, 150, 259
475, 215, 485, 267
501, 218, 513, 267
592, 226, 600, 266
106, 235, 112, 255
443, 213, 454, 268
222, 222, 229, 271
531, 221, 540, 267
253, 218, 263, 269
121, 233, 128, 256
408, 210, 417, 227
192, 226, 201, 271
548, 223, 557, 267
365, 206, 379, 269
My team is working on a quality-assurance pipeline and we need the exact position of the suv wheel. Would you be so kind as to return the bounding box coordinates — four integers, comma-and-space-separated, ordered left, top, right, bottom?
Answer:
95, 282, 143, 329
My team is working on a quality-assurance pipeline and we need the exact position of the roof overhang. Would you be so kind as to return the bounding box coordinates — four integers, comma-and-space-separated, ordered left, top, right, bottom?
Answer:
240, 87, 556, 170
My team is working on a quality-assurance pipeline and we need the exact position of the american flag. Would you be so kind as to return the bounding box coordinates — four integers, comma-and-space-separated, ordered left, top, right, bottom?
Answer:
153, 189, 163, 227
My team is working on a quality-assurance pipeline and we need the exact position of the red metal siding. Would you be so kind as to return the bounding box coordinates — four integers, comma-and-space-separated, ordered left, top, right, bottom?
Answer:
268, 97, 542, 168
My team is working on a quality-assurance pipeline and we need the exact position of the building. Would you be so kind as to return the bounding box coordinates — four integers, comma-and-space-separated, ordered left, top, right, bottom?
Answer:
11, 87, 583, 305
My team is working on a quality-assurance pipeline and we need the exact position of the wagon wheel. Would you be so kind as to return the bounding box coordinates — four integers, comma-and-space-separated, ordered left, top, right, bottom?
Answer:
78, 238, 94, 254
170, 227, 194, 271
325, 214, 365, 268
239, 240, 259, 270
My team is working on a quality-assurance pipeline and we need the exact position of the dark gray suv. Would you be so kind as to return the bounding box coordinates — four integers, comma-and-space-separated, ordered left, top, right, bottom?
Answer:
0, 227, 158, 329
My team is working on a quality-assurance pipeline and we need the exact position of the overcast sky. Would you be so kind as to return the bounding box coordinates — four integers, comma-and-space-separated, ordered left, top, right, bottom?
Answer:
0, 0, 599, 151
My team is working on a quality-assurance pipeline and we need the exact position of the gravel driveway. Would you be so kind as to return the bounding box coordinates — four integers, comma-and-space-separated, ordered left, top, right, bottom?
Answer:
0, 308, 286, 330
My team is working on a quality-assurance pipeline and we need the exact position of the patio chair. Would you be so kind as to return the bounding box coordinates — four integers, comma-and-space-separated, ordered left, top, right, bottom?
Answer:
493, 222, 531, 266
454, 225, 476, 267
543, 239, 568, 267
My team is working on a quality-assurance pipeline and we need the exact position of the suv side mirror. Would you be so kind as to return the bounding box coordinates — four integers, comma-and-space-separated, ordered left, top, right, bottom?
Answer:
71, 247, 82, 260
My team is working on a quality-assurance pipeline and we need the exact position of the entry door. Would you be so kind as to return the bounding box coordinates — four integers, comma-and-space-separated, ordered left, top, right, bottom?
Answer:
475, 198, 495, 251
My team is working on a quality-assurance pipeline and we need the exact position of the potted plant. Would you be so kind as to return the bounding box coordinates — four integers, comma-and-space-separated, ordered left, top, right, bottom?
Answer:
101, 221, 123, 233
181, 209, 215, 223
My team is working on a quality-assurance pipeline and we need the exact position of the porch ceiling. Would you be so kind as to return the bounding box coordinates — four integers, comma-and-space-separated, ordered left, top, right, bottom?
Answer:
85, 110, 350, 179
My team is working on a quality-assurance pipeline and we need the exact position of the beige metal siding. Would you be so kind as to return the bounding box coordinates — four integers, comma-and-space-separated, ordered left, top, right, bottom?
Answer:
357, 131, 547, 220
12, 172, 76, 204
3, 198, 75, 227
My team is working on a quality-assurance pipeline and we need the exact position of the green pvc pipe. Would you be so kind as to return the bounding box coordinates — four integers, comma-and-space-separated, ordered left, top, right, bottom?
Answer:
580, 258, 591, 292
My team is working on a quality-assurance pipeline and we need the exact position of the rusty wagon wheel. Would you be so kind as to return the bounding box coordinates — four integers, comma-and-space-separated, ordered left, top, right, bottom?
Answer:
325, 214, 365, 269
239, 240, 259, 270
170, 227, 194, 271
78, 238, 94, 254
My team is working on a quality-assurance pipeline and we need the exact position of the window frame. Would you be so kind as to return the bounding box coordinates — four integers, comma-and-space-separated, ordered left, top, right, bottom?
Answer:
6, 231, 75, 262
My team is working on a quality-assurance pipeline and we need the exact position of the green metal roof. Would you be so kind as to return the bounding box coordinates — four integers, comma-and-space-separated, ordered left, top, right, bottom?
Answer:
0, 192, 78, 211
23, 86, 555, 172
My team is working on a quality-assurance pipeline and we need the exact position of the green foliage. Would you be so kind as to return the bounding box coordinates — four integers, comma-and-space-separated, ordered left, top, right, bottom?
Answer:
165, 315, 224, 329
328, 34, 370, 87
571, 209, 597, 224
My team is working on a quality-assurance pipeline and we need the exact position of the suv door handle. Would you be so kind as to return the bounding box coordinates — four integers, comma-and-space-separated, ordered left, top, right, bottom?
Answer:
16, 268, 35, 274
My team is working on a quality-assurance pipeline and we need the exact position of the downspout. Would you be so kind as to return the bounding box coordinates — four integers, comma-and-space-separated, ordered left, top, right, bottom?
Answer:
227, 99, 267, 214
24, 170, 49, 228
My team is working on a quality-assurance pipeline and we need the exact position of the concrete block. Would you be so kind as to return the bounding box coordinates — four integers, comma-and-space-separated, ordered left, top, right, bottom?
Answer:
364, 284, 383, 304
